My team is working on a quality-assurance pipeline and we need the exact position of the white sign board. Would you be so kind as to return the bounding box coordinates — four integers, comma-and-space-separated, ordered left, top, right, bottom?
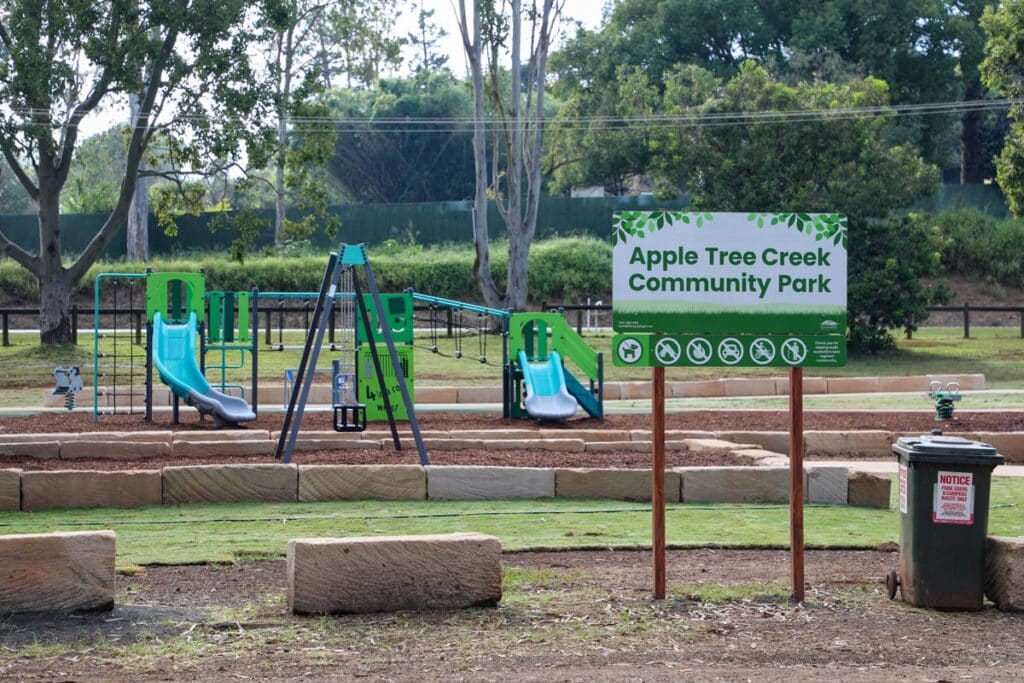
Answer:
932, 471, 975, 525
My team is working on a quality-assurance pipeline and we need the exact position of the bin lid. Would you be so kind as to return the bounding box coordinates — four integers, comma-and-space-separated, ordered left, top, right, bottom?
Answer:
893, 433, 1004, 466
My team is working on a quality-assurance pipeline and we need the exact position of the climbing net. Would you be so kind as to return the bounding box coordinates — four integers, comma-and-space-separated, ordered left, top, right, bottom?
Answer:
416, 304, 505, 366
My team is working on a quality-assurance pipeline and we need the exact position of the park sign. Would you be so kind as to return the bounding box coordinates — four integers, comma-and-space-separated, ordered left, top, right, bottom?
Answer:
612, 211, 847, 368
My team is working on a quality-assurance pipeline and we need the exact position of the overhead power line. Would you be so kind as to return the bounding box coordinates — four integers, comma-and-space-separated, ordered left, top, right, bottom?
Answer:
2, 96, 1018, 135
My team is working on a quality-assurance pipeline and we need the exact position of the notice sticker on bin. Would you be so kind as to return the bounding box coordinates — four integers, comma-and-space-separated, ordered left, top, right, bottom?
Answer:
933, 471, 975, 525
899, 464, 908, 514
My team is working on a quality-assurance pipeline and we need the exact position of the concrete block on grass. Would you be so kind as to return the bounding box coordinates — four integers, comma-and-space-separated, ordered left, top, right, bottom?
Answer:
299, 465, 425, 501
681, 467, 789, 503
986, 536, 1024, 611
288, 533, 502, 614
426, 466, 554, 500
0, 469, 20, 511
22, 470, 162, 510
163, 464, 297, 504
805, 466, 850, 504
847, 471, 891, 509
556, 468, 680, 502
0, 531, 115, 614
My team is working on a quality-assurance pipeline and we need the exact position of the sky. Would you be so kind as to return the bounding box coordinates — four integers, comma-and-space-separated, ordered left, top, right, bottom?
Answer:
77, 1, 610, 138
403, 0, 608, 76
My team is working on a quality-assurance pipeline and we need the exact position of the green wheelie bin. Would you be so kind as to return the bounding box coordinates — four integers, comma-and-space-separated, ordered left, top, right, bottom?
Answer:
888, 431, 1004, 609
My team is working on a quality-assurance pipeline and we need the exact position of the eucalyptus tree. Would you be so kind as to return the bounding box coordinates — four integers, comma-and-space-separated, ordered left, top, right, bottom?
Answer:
455, 0, 564, 311
980, 0, 1024, 214
0, 0, 272, 344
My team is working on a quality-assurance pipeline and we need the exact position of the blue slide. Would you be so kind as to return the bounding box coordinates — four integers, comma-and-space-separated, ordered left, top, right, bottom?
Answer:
152, 312, 256, 427
517, 350, 578, 420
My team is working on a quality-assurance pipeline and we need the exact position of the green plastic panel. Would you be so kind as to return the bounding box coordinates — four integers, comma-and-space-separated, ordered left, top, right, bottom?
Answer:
356, 293, 414, 346
358, 344, 413, 422
146, 272, 205, 323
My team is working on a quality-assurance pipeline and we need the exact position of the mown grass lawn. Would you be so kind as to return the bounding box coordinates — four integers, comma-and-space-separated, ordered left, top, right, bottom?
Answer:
1, 476, 1021, 569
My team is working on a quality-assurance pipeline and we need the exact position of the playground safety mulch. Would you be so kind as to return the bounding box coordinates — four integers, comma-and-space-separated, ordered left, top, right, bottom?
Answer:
2, 408, 1023, 435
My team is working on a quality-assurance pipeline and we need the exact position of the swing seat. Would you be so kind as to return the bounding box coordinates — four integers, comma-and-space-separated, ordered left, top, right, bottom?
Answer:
334, 403, 367, 432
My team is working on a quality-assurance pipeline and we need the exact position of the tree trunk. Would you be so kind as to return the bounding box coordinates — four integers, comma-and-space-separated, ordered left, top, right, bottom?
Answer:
126, 94, 150, 260
37, 192, 72, 345
961, 77, 985, 184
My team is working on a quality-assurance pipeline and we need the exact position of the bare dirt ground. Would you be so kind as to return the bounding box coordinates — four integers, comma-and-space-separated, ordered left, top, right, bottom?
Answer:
1, 549, 1022, 681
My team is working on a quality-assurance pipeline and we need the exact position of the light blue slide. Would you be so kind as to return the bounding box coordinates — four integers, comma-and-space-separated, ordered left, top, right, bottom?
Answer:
152, 312, 256, 427
517, 350, 578, 420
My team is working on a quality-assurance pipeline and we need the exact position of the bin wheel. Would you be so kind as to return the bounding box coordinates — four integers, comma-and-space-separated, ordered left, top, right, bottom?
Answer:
885, 570, 901, 600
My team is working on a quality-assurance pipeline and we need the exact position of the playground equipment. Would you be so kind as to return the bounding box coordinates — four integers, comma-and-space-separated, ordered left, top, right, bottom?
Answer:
52, 366, 84, 411
506, 312, 604, 421
405, 292, 604, 422
276, 244, 428, 464
93, 271, 259, 426
929, 380, 962, 421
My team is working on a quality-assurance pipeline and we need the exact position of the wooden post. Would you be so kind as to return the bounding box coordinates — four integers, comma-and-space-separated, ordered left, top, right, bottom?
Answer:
652, 366, 666, 600
789, 365, 805, 603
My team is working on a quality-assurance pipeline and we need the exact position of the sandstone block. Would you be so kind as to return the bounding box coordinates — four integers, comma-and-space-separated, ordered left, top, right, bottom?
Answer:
0, 433, 79, 444
288, 533, 502, 614
60, 441, 171, 460
681, 467, 790, 503
451, 430, 532, 441
847, 471, 891, 509
163, 464, 297, 504
291, 439, 382, 453
539, 429, 631, 443
0, 441, 59, 459
805, 466, 849, 504
669, 380, 725, 398
299, 465, 426, 501
665, 430, 717, 441
684, 438, 758, 453
0, 469, 20, 511
720, 378, 776, 397
485, 439, 586, 453
22, 470, 162, 510
0, 531, 115, 614
775, 376, 828, 395
415, 386, 458, 403
877, 375, 930, 393
617, 381, 651, 400
985, 536, 1024, 611
826, 377, 879, 394
171, 440, 275, 458
718, 431, 790, 453
600, 383, 622, 400
556, 468, 680, 502
974, 433, 1024, 463
455, 386, 502, 403
730, 449, 787, 466
426, 466, 554, 500
804, 430, 892, 457
77, 431, 174, 443
585, 441, 651, 453
173, 430, 271, 442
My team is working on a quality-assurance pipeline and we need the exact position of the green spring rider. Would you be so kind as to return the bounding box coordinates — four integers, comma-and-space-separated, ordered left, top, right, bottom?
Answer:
928, 380, 961, 422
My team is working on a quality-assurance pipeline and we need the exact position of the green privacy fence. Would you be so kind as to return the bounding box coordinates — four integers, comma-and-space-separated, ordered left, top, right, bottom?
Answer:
0, 195, 691, 258
0, 185, 1009, 258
